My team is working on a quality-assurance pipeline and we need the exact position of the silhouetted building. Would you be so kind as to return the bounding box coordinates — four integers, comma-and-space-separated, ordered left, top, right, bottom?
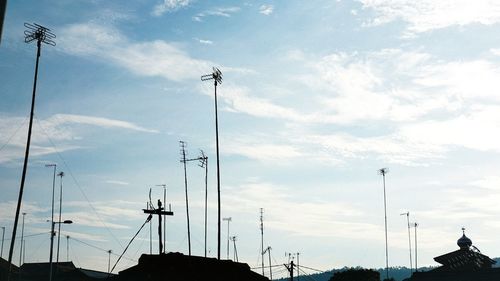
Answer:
406, 229, 500, 281
117, 252, 269, 281
17, 261, 111, 281
0, 257, 19, 281
329, 268, 380, 281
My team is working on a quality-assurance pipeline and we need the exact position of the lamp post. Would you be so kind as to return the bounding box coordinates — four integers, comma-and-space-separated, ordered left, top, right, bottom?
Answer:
49, 220, 72, 281
378, 168, 389, 281
222, 217, 231, 259
201, 67, 223, 260
7, 23, 55, 281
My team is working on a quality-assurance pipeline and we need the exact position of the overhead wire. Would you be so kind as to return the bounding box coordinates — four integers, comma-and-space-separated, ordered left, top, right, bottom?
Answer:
34, 116, 125, 250
0, 116, 28, 152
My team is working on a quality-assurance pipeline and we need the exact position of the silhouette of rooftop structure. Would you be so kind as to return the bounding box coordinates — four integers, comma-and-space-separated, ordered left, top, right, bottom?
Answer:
117, 252, 269, 281
406, 229, 500, 281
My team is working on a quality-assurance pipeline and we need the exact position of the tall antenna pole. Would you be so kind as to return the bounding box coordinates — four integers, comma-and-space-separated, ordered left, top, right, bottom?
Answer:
201, 152, 208, 257
66, 235, 69, 261
400, 212, 412, 273
1, 226, 5, 258
45, 163, 57, 269
297, 252, 300, 281
201, 67, 223, 260
8, 23, 55, 281
414, 222, 418, 272
107, 250, 112, 273
378, 168, 389, 281
180, 141, 192, 256
56, 171, 64, 264
231, 236, 238, 262
260, 208, 265, 276
19, 213, 26, 266
223, 217, 232, 259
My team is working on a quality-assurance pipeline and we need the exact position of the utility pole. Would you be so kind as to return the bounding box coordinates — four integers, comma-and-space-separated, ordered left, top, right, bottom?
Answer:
223, 217, 232, 259
378, 168, 389, 281
143, 199, 174, 254
201, 67, 223, 260
8, 23, 55, 281
179, 141, 192, 256
414, 222, 419, 272
199, 151, 208, 258
260, 208, 265, 276
56, 171, 64, 264
156, 184, 167, 253
400, 212, 412, 273
285, 260, 295, 281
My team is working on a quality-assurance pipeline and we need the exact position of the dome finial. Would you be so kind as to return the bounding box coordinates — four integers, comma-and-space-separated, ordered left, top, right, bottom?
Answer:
457, 227, 472, 249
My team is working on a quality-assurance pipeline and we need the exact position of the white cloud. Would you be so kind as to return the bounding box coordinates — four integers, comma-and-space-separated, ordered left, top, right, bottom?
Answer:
224, 135, 303, 162
0, 113, 157, 164
259, 4, 274, 15
152, 0, 191, 16
58, 23, 212, 81
193, 37, 214, 45
192, 7, 241, 22
359, 0, 500, 35
105, 180, 130, 186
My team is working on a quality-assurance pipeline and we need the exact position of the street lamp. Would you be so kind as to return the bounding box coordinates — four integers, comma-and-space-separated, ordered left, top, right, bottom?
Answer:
49, 220, 72, 281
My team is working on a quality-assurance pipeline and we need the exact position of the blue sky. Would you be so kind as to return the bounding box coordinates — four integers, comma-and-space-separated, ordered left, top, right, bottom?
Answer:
3, 0, 500, 277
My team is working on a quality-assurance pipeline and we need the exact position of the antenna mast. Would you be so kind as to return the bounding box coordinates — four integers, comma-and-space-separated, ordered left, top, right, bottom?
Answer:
179, 141, 192, 256
378, 167, 390, 281
201, 67, 223, 260
260, 208, 265, 275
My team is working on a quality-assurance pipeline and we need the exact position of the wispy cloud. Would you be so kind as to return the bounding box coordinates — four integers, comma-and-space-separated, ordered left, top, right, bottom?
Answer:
259, 4, 274, 15
0, 113, 157, 164
152, 0, 191, 17
58, 22, 212, 81
192, 7, 241, 22
105, 180, 130, 186
359, 0, 500, 35
193, 37, 213, 45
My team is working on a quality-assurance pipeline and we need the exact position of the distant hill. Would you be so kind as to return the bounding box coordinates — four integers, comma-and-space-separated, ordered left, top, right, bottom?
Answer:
275, 266, 435, 281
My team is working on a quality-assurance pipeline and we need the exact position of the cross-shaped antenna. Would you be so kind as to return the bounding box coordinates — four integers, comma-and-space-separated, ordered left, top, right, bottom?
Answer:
24, 23, 56, 46
201, 67, 223, 85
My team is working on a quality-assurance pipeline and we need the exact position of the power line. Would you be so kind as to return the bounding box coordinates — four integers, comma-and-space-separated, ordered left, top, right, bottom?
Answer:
34, 116, 125, 250
0, 117, 28, 152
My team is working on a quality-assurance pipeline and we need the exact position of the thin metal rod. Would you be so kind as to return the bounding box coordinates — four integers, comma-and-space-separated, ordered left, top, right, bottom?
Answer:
181, 142, 191, 256
379, 169, 389, 281
406, 213, 412, 273
163, 187, 166, 253
1, 226, 5, 258
7, 38, 41, 281
267, 247, 272, 280
214, 80, 221, 260
260, 208, 264, 276
20, 213, 26, 266
414, 223, 418, 272
107, 250, 111, 273
204, 158, 208, 257
56, 172, 64, 264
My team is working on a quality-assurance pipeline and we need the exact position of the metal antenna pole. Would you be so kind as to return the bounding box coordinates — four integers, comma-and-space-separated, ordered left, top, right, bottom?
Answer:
414, 222, 418, 272
378, 168, 389, 281
180, 141, 192, 256
66, 235, 69, 261
201, 67, 223, 260
265, 247, 272, 280
197, 151, 208, 257
223, 217, 231, 259
45, 164, 56, 264
8, 23, 55, 281
1, 226, 4, 258
19, 213, 26, 266
400, 212, 412, 273
231, 236, 238, 262
107, 250, 112, 273
56, 171, 64, 264
260, 208, 264, 276
297, 252, 300, 281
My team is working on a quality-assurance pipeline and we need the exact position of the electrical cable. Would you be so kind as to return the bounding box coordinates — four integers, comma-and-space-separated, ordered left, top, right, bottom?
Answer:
0, 116, 28, 152
34, 116, 125, 249
109, 214, 152, 274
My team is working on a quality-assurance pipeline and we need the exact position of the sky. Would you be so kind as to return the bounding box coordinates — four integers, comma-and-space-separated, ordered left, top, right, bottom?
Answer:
2, 0, 500, 278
